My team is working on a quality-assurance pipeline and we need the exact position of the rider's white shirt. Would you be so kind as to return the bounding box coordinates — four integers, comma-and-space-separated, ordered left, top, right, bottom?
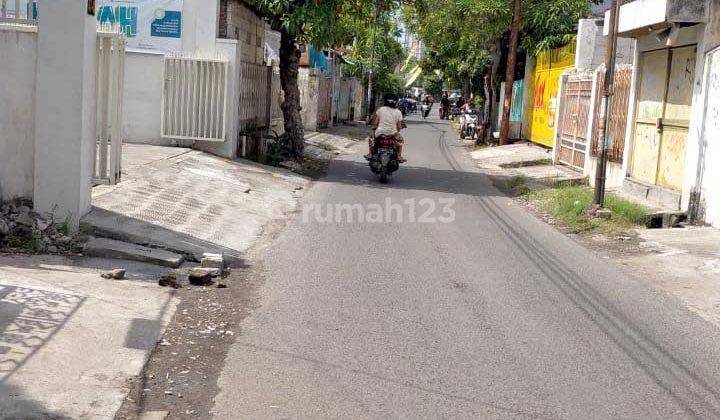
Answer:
374, 107, 403, 136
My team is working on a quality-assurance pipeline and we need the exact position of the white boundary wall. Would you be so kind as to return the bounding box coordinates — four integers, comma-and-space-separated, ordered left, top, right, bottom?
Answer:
0, 24, 36, 200
121, 0, 268, 160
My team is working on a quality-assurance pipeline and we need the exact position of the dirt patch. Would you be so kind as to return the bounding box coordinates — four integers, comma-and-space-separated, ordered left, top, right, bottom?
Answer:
114, 134, 351, 419
114, 262, 266, 420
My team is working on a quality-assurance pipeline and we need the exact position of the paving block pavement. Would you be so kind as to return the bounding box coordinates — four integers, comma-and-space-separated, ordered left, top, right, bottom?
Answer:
83, 146, 310, 267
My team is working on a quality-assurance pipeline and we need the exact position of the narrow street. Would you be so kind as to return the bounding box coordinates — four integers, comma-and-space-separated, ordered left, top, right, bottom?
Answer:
211, 116, 720, 419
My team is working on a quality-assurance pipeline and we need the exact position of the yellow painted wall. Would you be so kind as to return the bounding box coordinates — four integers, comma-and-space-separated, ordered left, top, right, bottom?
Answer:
528, 43, 576, 147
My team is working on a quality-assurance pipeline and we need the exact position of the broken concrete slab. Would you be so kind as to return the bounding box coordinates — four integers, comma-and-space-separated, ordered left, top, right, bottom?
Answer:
84, 145, 311, 268
84, 237, 184, 268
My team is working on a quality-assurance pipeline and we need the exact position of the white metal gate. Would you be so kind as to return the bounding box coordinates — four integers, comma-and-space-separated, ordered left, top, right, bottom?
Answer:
94, 26, 126, 185
0, 0, 37, 25
162, 56, 229, 142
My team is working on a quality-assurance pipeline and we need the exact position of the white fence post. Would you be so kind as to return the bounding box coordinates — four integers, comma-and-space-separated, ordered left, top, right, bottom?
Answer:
34, 0, 97, 229
93, 25, 126, 185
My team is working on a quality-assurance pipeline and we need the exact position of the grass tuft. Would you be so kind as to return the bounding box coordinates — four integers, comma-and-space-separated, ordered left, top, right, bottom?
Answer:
504, 175, 529, 191
527, 186, 650, 233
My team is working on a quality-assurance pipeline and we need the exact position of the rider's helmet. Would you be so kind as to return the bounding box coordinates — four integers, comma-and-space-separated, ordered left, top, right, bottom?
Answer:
383, 93, 399, 108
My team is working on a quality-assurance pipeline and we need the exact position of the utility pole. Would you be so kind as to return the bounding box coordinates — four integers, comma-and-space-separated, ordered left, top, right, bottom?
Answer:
499, 0, 522, 145
366, 1, 379, 120
594, 0, 620, 206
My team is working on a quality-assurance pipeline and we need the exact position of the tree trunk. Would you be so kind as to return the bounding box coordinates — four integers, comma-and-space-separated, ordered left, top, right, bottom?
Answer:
480, 48, 501, 144
499, 0, 522, 145
478, 72, 492, 145
279, 31, 304, 160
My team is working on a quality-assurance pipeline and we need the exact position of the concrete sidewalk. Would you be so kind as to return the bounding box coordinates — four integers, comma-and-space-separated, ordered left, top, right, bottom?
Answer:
0, 254, 181, 419
85, 144, 310, 266
622, 227, 720, 328
469, 142, 583, 183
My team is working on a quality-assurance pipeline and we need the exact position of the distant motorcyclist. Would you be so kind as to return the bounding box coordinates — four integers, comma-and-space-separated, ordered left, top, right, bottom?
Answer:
440, 93, 450, 119
460, 98, 476, 134
367, 93, 406, 162
398, 97, 409, 116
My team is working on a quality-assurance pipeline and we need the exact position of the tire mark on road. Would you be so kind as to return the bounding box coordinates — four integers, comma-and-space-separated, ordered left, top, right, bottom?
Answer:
477, 195, 720, 418
432, 119, 720, 417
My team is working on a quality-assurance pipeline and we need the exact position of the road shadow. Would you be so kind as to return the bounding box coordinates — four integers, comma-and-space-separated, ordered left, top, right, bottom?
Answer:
316, 158, 501, 199
0, 285, 85, 386
0, 383, 73, 419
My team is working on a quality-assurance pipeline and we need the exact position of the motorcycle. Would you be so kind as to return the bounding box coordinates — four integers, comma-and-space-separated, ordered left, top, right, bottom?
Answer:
440, 104, 451, 120
450, 106, 462, 121
461, 112, 479, 140
421, 103, 432, 119
408, 100, 418, 114
368, 135, 401, 183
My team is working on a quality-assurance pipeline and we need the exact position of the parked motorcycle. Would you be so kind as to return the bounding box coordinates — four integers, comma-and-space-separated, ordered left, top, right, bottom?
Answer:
368, 135, 401, 183
461, 112, 479, 140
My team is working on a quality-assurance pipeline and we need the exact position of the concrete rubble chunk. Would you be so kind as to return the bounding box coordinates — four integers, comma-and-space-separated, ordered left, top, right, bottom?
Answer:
159, 275, 181, 289
36, 218, 50, 231
201, 252, 225, 271
188, 271, 214, 286
139, 411, 169, 420
101, 268, 126, 280
189, 267, 221, 278
84, 238, 184, 268
15, 212, 35, 227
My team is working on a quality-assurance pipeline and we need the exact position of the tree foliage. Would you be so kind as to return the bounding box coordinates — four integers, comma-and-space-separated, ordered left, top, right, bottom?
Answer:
404, 0, 593, 92
341, 16, 404, 94
245, 0, 404, 159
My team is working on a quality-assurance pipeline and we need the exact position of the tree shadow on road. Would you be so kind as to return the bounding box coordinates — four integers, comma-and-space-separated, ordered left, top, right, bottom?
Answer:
316, 158, 501, 199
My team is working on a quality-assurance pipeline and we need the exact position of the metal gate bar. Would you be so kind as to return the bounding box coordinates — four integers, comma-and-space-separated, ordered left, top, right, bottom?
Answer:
94, 26, 126, 185
558, 78, 592, 170
162, 56, 228, 142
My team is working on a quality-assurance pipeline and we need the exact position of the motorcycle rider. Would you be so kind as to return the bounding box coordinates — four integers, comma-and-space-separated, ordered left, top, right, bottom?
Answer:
460, 98, 476, 136
398, 96, 409, 116
367, 93, 406, 163
440, 92, 450, 119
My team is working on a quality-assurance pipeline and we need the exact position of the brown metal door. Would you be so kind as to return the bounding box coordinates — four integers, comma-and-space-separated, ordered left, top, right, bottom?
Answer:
558, 78, 592, 170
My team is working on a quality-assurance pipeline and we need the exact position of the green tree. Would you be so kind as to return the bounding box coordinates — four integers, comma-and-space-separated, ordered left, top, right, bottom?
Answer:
342, 17, 404, 99
405, 0, 593, 143
246, 0, 400, 160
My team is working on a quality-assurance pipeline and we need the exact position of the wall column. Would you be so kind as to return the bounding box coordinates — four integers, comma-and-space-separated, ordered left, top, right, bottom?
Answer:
34, 0, 97, 229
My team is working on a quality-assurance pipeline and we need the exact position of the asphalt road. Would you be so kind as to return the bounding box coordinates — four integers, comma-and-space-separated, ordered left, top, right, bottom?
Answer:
213, 116, 720, 419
